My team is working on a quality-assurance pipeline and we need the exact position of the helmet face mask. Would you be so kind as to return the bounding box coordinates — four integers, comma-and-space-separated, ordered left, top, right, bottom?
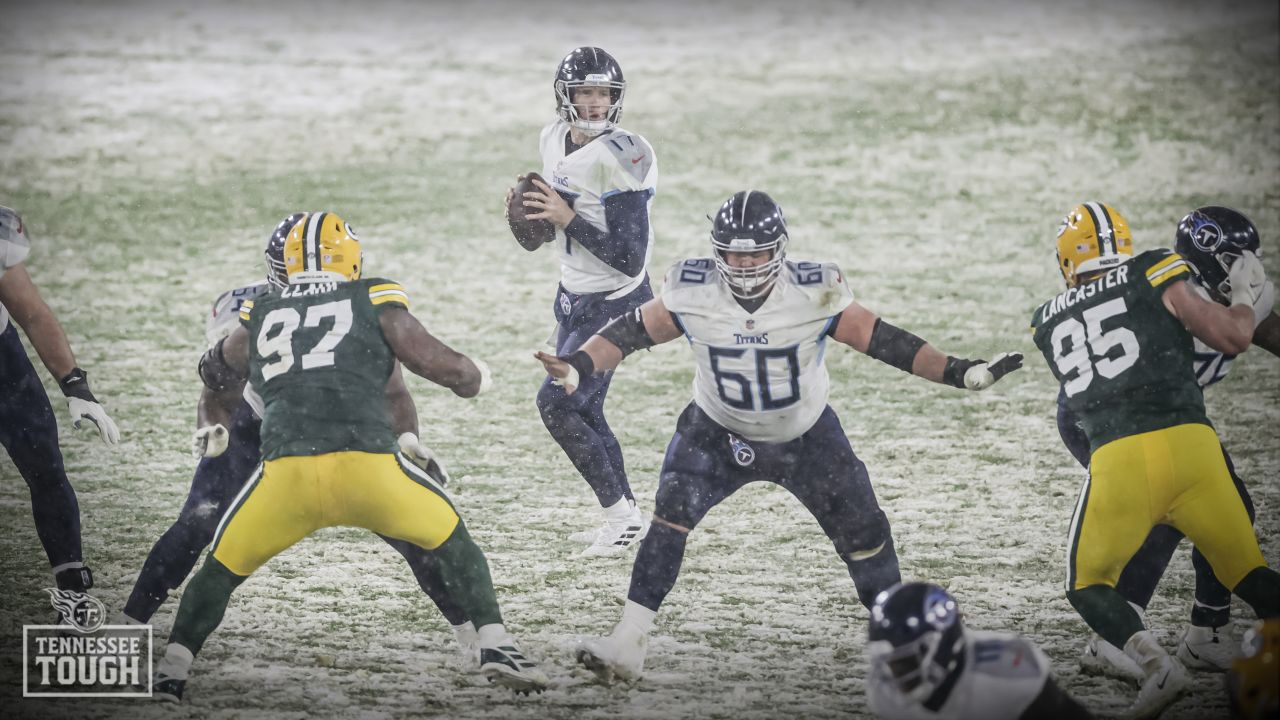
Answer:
283, 212, 363, 285
554, 47, 626, 138
1055, 202, 1134, 288
265, 212, 307, 289
867, 583, 965, 703
1174, 206, 1261, 302
711, 191, 789, 299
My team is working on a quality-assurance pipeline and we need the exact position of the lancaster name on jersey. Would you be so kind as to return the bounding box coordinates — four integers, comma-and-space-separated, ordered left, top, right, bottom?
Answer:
539, 119, 657, 296
868, 629, 1051, 720
663, 257, 852, 443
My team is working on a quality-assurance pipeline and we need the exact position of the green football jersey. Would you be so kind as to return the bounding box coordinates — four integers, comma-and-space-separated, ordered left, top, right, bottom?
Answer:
1031, 249, 1209, 451
239, 277, 411, 460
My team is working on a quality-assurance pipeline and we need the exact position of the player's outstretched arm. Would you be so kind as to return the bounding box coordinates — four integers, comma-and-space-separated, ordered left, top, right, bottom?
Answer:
193, 325, 251, 458
1162, 252, 1262, 354
379, 306, 487, 398
534, 296, 682, 394
831, 301, 1022, 390
0, 263, 120, 443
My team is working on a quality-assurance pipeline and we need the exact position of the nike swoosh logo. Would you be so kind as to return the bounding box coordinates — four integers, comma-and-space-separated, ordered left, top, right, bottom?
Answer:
631, 155, 645, 165
1183, 641, 1201, 660
1155, 670, 1170, 690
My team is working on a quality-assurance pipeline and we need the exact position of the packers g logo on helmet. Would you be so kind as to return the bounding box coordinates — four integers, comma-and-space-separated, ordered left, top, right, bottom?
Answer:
1055, 201, 1133, 287
283, 212, 363, 284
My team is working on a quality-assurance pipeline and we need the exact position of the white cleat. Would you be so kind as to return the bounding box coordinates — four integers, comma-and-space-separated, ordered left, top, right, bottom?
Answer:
1128, 654, 1189, 719
568, 526, 600, 544
479, 638, 548, 694
580, 511, 648, 558
1081, 633, 1144, 686
1175, 624, 1234, 672
452, 621, 480, 668
576, 625, 647, 685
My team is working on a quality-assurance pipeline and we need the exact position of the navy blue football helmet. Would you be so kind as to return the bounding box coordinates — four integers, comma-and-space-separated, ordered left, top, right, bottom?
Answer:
265, 213, 306, 289
554, 47, 625, 137
867, 582, 965, 702
711, 191, 789, 299
1174, 206, 1261, 301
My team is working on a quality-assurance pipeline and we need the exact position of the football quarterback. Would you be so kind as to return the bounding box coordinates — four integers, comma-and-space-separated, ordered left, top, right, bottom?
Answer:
536, 191, 1022, 684
510, 46, 659, 558
1031, 201, 1280, 718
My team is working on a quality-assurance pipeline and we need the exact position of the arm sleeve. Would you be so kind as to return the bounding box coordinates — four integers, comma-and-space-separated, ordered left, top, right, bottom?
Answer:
563, 190, 650, 277
1018, 678, 1095, 720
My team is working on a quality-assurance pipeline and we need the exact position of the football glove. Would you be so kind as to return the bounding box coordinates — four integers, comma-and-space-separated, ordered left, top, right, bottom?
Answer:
1228, 251, 1267, 308
473, 358, 493, 396
945, 352, 1024, 391
192, 424, 229, 459
59, 369, 120, 445
397, 432, 451, 486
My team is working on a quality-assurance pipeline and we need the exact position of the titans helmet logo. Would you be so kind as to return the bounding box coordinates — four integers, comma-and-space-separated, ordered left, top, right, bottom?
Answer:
1188, 212, 1224, 252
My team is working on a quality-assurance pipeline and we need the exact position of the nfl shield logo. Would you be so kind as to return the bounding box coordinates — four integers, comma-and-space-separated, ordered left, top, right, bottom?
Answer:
745, 319, 755, 331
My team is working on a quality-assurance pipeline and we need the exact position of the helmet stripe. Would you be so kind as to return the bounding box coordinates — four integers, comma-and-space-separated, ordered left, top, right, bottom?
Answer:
740, 191, 751, 228
305, 212, 327, 272
1083, 202, 1115, 257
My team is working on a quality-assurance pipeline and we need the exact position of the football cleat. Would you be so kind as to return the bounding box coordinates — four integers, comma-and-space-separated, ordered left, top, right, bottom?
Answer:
153, 674, 185, 703
576, 625, 648, 685
1080, 633, 1143, 686
581, 509, 648, 558
1176, 624, 1235, 672
568, 526, 601, 544
453, 621, 480, 668
1129, 654, 1189, 719
479, 639, 548, 694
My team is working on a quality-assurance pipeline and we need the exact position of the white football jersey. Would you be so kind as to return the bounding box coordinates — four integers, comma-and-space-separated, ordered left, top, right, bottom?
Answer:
663, 257, 853, 443
539, 119, 657, 297
867, 629, 1051, 720
0, 215, 32, 333
206, 281, 273, 417
1190, 278, 1274, 387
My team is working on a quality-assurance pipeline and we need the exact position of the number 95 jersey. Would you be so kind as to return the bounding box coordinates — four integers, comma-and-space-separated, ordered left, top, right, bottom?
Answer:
663, 257, 853, 443
1031, 248, 1209, 452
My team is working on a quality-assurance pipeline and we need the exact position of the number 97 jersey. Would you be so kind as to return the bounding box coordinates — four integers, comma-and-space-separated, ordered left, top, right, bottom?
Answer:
1031, 248, 1210, 453
663, 257, 853, 443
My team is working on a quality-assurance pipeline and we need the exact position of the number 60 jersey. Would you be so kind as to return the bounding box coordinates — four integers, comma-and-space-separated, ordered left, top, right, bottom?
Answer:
663, 257, 853, 443
1031, 248, 1210, 453
239, 278, 409, 461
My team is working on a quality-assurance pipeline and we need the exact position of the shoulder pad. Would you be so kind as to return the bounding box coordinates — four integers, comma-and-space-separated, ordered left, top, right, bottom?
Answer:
1134, 248, 1192, 289
208, 282, 272, 346
601, 131, 655, 185
971, 636, 1046, 680
663, 257, 721, 314
367, 278, 410, 309
0, 218, 32, 271
787, 259, 853, 315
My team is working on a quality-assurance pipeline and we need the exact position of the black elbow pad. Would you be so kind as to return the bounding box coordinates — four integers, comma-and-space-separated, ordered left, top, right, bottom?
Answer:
865, 318, 927, 373
599, 307, 656, 358
198, 338, 243, 391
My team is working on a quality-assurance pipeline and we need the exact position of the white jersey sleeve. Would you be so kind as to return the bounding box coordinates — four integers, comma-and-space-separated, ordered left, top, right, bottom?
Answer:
663, 258, 852, 443
206, 282, 273, 348
540, 119, 657, 296
0, 208, 33, 332
867, 629, 1050, 720
1190, 278, 1274, 387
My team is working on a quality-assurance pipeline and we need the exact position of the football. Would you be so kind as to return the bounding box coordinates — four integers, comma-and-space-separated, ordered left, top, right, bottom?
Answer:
507, 172, 556, 251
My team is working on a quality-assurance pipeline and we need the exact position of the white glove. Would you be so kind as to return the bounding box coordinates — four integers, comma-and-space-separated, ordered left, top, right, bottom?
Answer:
472, 358, 493, 396
397, 432, 451, 486
67, 397, 120, 445
192, 424, 229, 459
963, 352, 1024, 391
1228, 251, 1266, 308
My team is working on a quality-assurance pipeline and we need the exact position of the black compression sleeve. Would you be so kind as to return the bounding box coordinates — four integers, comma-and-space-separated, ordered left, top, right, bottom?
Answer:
58, 368, 98, 402
865, 318, 927, 373
198, 337, 246, 391
598, 306, 656, 357
563, 190, 649, 276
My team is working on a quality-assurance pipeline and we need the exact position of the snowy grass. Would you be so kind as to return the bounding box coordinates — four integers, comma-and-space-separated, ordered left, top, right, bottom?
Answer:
1, 1, 1277, 718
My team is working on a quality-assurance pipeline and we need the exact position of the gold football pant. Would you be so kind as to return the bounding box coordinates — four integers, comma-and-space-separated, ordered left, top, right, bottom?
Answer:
210, 451, 459, 577
1067, 423, 1266, 593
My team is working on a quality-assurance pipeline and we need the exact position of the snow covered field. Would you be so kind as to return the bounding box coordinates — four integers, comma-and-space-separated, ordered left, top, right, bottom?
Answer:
1, 1, 1277, 718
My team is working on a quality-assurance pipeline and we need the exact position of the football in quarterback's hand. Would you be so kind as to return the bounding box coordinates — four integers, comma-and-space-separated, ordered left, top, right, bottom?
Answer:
508, 172, 556, 252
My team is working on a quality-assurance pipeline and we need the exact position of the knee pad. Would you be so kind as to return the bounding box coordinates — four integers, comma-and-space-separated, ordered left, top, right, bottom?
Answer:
836, 510, 891, 561
536, 378, 586, 418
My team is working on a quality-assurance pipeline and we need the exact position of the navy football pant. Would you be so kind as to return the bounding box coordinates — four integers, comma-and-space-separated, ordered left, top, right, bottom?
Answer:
1057, 398, 1253, 627
536, 282, 652, 509
0, 324, 83, 571
628, 403, 900, 613
125, 400, 468, 626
